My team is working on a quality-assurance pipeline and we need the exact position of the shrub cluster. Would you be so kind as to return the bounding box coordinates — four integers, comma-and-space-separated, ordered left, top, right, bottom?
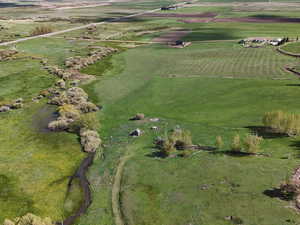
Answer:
263, 111, 300, 136
48, 87, 99, 131
44, 47, 116, 154
230, 134, 263, 154
280, 167, 300, 207
2, 213, 53, 225
43, 47, 117, 83
80, 129, 102, 153
65, 47, 117, 70
155, 128, 193, 157
0, 98, 23, 113
130, 113, 145, 120
0, 50, 18, 61
47, 86, 101, 153
31, 25, 53, 36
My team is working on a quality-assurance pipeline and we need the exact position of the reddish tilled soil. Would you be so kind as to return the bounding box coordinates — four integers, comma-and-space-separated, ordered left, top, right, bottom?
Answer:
153, 29, 190, 43
181, 17, 300, 23
142, 12, 217, 18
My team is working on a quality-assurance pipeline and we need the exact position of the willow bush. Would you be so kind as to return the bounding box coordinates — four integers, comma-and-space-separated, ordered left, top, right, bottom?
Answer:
263, 110, 300, 136
31, 25, 53, 36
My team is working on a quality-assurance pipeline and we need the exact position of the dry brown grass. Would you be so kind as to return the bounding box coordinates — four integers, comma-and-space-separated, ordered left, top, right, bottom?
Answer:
31, 25, 54, 36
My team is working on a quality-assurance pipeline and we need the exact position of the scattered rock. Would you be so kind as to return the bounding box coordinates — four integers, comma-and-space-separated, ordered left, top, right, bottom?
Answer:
130, 128, 142, 137
151, 126, 159, 130
0, 106, 10, 112
200, 184, 210, 190
130, 113, 145, 121
15, 98, 23, 103
224, 216, 243, 225
36, 95, 44, 100
149, 118, 160, 122
225, 216, 232, 221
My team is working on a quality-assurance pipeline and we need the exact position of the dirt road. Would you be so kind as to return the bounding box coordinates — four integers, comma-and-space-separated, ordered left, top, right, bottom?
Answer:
112, 151, 132, 225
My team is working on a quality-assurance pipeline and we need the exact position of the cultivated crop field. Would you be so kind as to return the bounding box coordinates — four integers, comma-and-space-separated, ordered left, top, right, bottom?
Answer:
2, 1, 300, 225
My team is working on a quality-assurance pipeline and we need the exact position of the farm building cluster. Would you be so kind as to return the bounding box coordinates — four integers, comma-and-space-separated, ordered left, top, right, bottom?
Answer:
239, 37, 286, 48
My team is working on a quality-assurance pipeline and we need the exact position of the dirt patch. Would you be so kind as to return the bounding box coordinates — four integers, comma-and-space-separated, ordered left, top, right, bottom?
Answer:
153, 29, 190, 44
181, 17, 300, 23
143, 12, 217, 18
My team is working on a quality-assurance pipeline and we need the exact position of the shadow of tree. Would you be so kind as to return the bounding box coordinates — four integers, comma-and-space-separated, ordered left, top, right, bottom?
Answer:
210, 150, 253, 157
245, 126, 288, 139
263, 188, 294, 201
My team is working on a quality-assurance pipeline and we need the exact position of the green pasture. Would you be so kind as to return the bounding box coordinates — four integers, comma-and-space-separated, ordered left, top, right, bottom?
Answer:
0, 102, 85, 223
77, 37, 300, 225
15, 38, 91, 66
2, 1, 300, 225
0, 59, 55, 101
281, 42, 300, 54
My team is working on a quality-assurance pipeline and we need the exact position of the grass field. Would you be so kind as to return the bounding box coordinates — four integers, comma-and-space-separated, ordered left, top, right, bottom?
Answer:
76, 36, 300, 225
3, 1, 300, 225
0, 59, 55, 100
15, 38, 91, 66
0, 101, 85, 223
0, 42, 87, 223
281, 42, 300, 55
83, 42, 298, 80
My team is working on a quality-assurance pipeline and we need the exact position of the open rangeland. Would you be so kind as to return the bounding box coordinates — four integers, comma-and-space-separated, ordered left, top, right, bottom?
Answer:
2, 1, 300, 225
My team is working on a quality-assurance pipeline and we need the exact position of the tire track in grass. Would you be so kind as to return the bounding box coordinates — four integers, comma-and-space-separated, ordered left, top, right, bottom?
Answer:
112, 150, 132, 225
